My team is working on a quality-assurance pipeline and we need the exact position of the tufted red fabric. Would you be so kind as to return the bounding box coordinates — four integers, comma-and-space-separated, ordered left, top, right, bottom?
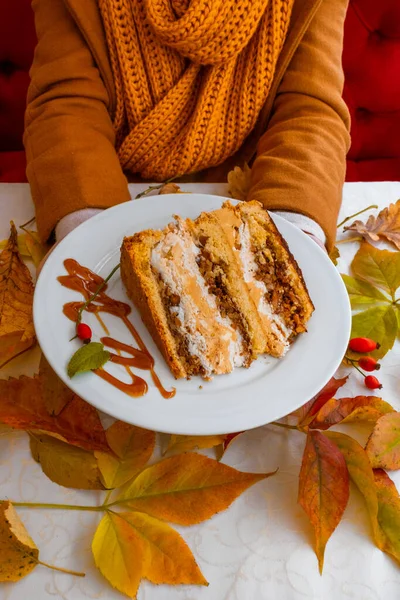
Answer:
0, 0, 36, 182
0, 0, 399, 182
343, 0, 400, 181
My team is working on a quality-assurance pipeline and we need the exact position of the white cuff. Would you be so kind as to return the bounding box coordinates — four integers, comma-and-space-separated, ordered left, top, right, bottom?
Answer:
55, 209, 104, 242
273, 211, 326, 246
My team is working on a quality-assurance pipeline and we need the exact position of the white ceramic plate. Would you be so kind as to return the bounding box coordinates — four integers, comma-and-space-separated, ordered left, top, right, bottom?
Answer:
34, 194, 351, 435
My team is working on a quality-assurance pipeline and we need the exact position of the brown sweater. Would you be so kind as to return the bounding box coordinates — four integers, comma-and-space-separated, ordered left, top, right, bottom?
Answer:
24, 0, 350, 249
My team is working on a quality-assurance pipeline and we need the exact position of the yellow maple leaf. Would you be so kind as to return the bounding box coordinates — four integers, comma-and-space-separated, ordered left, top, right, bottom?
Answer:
227, 163, 252, 200
23, 230, 50, 267
0, 501, 39, 582
344, 199, 400, 249
0, 222, 36, 368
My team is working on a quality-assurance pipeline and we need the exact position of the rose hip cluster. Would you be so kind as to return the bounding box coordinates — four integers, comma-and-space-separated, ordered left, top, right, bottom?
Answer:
347, 337, 382, 390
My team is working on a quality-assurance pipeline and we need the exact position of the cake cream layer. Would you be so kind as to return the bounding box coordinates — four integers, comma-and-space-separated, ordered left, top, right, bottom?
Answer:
213, 206, 291, 355
150, 218, 245, 378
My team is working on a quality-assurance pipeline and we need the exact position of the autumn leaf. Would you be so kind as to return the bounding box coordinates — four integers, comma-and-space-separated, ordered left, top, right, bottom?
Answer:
341, 274, 389, 308
298, 431, 349, 573
373, 469, 400, 563
324, 432, 380, 541
309, 396, 394, 430
329, 245, 340, 266
0, 222, 35, 368
92, 511, 207, 598
344, 200, 400, 249
29, 434, 105, 490
0, 376, 108, 452
23, 230, 49, 267
350, 304, 398, 359
0, 501, 38, 582
365, 412, 400, 470
295, 376, 349, 426
116, 453, 273, 525
351, 242, 400, 297
0, 234, 29, 258
158, 182, 182, 195
96, 422, 155, 489
165, 434, 226, 455
227, 163, 251, 200
39, 353, 74, 416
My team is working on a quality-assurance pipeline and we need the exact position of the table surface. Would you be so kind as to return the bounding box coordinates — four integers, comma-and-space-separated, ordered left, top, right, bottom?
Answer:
1, 182, 400, 600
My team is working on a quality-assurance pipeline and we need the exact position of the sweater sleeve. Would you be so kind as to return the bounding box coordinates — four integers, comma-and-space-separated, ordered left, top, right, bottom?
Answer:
248, 0, 350, 250
24, 0, 130, 242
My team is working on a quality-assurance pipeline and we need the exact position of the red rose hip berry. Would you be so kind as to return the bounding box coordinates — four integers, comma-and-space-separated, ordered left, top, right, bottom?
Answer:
76, 322, 92, 343
349, 337, 380, 353
364, 375, 382, 390
358, 357, 380, 372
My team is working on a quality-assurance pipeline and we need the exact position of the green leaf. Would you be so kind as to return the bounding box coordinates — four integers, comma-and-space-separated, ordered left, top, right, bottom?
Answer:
351, 242, 400, 296
341, 274, 389, 308
67, 342, 110, 378
350, 304, 398, 359
325, 432, 380, 542
29, 434, 105, 489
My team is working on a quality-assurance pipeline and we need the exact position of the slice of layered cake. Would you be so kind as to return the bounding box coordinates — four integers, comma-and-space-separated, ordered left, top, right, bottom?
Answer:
120, 201, 314, 380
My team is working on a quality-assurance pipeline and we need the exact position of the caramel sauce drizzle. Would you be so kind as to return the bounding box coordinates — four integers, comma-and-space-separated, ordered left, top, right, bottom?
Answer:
58, 259, 175, 399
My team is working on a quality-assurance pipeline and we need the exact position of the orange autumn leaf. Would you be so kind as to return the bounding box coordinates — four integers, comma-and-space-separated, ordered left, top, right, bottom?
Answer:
0, 376, 108, 452
39, 354, 75, 416
165, 434, 226, 455
0, 222, 35, 368
373, 469, 400, 563
308, 396, 394, 430
298, 431, 349, 573
295, 376, 349, 426
365, 412, 400, 470
325, 432, 380, 542
92, 511, 207, 598
344, 199, 400, 250
96, 421, 155, 489
116, 453, 273, 525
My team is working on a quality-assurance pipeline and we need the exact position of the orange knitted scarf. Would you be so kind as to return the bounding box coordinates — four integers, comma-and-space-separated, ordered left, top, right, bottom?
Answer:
99, 0, 294, 181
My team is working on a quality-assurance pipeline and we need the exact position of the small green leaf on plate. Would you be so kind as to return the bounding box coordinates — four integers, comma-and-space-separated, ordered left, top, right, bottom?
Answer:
67, 342, 110, 378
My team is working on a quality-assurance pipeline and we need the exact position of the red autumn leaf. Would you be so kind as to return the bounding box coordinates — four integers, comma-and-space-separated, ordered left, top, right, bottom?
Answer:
365, 412, 400, 470
308, 396, 394, 430
298, 431, 349, 573
0, 376, 108, 452
295, 376, 349, 426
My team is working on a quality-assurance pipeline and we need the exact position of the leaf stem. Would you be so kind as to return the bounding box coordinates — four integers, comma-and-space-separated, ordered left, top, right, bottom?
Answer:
38, 560, 85, 578
134, 177, 177, 199
270, 421, 299, 431
12, 502, 104, 512
102, 490, 113, 505
337, 204, 378, 229
345, 356, 365, 377
76, 263, 120, 325
19, 216, 36, 229
336, 236, 363, 245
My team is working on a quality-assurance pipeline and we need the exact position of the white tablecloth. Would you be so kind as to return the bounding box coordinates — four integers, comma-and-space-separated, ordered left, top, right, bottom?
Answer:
1, 182, 400, 600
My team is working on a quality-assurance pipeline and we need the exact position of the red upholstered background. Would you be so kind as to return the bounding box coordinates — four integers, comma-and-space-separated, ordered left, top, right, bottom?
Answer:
0, 0, 399, 183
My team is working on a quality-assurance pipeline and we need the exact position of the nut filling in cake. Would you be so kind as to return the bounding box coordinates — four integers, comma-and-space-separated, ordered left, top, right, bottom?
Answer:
150, 220, 246, 379
120, 200, 314, 380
